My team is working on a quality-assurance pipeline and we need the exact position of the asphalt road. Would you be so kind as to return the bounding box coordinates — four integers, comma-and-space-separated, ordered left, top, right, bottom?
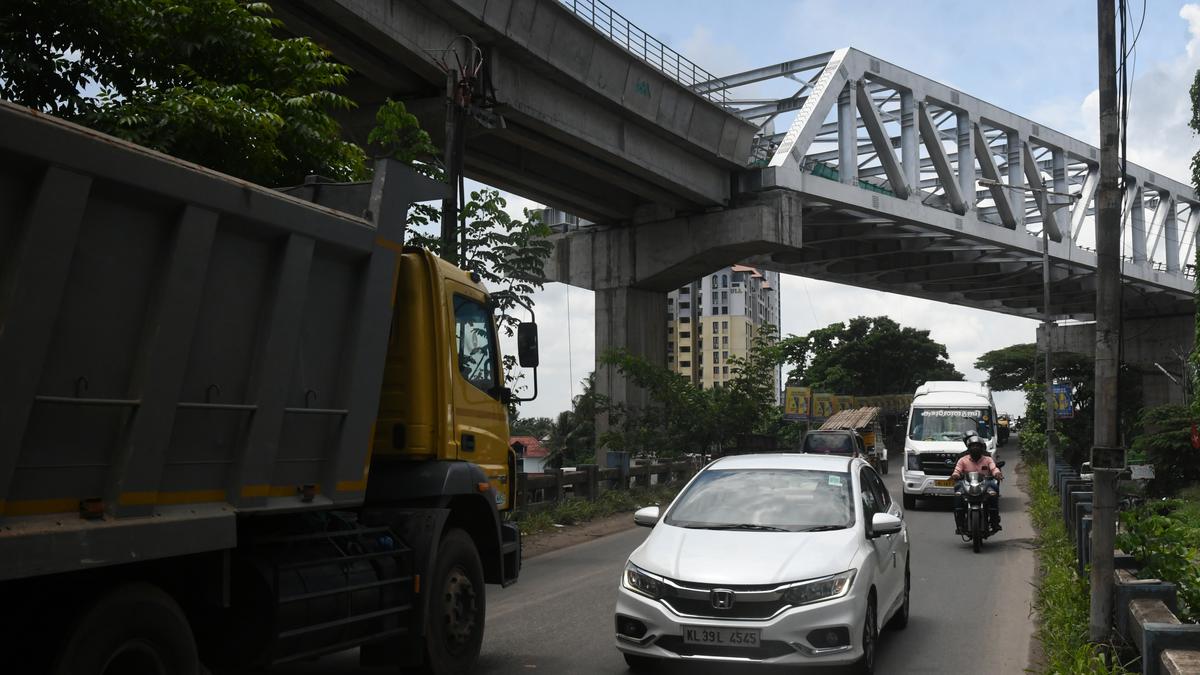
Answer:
282, 452, 1036, 674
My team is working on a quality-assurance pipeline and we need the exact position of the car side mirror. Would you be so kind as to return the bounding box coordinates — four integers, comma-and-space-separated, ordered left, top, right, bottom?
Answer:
870, 512, 902, 538
633, 506, 661, 528
517, 322, 539, 368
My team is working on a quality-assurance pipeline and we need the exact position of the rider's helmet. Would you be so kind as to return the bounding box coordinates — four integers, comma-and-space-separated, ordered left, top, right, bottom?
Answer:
965, 434, 985, 459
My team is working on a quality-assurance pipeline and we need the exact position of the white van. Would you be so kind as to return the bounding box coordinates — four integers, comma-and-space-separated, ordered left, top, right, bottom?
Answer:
900, 381, 997, 510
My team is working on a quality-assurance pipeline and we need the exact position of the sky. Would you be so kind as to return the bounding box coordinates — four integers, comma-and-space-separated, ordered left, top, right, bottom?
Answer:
489, 0, 1200, 421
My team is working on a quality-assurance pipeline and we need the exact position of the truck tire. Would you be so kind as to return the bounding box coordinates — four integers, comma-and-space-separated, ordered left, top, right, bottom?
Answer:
424, 528, 486, 675
53, 582, 199, 675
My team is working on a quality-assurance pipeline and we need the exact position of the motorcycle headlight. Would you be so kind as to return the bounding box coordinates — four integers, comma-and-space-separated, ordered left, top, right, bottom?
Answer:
906, 452, 921, 471
783, 569, 856, 607
623, 562, 664, 599
967, 483, 984, 496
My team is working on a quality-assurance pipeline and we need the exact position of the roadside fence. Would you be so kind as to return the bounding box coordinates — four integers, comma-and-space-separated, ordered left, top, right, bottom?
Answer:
514, 458, 700, 513
1050, 455, 1200, 675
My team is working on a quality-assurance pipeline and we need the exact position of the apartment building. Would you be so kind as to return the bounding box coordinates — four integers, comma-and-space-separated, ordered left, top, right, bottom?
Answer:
668, 265, 781, 395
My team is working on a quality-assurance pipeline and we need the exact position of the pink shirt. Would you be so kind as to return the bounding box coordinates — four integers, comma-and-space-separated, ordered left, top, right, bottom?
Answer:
951, 455, 1002, 481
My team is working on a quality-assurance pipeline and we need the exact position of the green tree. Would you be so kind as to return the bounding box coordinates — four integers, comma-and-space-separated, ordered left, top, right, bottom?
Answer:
0, 0, 365, 185
973, 343, 1093, 392
545, 373, 602, 465
510, 416, 554, 440
601, 326, 783, 456
367, 101, 554, 396
780, 316, 962, 395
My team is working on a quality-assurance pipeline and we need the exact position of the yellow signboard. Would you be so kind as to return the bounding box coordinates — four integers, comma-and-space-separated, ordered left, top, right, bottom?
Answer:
813, 393, 836, 419
784, 387, 811, 418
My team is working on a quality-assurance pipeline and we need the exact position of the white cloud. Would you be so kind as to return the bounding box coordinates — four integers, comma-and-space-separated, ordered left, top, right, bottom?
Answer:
1035, 4, 1200, 184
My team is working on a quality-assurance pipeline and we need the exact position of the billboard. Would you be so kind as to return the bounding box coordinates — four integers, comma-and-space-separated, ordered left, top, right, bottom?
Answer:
1052, 383, 1074, 419
784, 387, 812, 419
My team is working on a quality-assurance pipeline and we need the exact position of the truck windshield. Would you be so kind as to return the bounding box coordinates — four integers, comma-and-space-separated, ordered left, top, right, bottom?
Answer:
908, 408, 993, 441
665, 469, 854, 532
803, 433, 855, 455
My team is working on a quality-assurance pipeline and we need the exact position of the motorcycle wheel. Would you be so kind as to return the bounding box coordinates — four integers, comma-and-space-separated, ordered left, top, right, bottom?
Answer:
970, 510, 983, 553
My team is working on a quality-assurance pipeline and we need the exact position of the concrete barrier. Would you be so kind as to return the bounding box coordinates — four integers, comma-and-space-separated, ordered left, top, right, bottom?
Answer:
514, 459, 699, 512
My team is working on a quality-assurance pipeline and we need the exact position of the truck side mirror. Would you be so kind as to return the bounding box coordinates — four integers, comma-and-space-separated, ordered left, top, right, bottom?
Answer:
518, 322, 539, 368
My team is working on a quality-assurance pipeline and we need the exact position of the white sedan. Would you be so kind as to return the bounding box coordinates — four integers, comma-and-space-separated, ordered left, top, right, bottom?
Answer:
614, 453, 910, 674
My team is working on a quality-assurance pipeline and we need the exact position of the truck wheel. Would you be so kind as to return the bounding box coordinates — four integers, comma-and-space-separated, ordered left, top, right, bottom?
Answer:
53, 582, 198, 675
902, 493, 916, 510
425, 528, 486, 675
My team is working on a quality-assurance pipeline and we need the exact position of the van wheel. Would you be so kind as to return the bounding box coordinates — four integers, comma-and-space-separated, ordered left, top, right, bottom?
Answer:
903, 493, 916, 510
53, 583, 199, 675
424, 529, 486, 675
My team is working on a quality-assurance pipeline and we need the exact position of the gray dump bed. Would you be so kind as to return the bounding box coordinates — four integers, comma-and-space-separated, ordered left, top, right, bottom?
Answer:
0, 101, 437, 581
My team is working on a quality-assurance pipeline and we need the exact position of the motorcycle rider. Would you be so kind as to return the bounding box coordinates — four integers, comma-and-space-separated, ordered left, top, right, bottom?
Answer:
951, 435, 1003, 534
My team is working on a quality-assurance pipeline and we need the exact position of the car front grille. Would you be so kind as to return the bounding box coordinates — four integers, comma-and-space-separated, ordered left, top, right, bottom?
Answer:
917, 452, 963, 476
661, 595, 786, 620
655, 636, 796, 660
659, 580, 791, 621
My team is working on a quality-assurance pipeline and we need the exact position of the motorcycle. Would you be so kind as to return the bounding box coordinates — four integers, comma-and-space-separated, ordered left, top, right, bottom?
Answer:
959, 461, 1005, 553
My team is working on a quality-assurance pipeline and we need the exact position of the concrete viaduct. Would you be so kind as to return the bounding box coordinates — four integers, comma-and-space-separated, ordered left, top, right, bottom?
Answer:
278, 0, 1197, 411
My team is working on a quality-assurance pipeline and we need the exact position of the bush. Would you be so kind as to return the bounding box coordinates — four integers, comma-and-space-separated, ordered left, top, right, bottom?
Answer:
1028, 462, 1133, 673
1130, 405, 1198, 496
1117, 500, 1200, 622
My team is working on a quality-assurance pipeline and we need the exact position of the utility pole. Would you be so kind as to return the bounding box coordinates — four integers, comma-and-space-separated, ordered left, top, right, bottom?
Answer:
441, 67, 464, 265
1043, 223, 1057, 488
1090, 0, 1122, 644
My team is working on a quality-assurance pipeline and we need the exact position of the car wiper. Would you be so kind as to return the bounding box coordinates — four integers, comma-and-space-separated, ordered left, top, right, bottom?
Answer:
800, 525, 848, 532
703, 524, 790, 532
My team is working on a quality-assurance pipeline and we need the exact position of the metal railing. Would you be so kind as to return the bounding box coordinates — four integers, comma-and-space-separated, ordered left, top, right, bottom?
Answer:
558, 0, 729, 105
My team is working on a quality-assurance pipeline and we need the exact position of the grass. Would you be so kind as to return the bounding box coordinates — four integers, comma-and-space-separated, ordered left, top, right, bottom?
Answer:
512, 483, 683, 537
1027, 461, 1133, 674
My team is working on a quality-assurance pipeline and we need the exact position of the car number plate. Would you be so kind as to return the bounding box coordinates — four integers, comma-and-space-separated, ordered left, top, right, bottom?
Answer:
935, 479, 955, 487
682, 626, 761, 647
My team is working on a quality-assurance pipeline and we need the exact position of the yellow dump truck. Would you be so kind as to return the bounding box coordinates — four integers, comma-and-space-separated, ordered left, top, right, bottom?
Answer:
0, 101, 532, 674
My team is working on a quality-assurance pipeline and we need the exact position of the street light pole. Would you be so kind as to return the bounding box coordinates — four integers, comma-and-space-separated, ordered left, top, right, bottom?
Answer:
977, 182, 1075, 484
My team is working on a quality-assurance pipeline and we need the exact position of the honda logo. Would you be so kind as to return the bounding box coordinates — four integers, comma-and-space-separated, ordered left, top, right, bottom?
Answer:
710, 589, 735, 610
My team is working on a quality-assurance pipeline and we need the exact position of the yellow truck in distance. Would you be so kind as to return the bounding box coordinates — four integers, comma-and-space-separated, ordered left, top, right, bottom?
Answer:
0, 101, 533, 675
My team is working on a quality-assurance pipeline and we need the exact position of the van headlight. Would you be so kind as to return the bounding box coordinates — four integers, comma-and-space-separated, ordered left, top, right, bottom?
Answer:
623, 562, 664, 599
783, 569, 856, 606
906, 452, 921, 471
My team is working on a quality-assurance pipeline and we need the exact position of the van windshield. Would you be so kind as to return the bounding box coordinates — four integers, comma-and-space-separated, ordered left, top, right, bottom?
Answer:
908, 408, 993, 441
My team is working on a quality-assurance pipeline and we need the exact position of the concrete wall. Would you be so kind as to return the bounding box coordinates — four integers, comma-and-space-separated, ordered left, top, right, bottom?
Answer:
1037, 315, 1195, 408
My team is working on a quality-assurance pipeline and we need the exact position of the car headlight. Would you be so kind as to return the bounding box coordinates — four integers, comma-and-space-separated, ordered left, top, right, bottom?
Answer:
783, 569, 856, 606
906, 452, 921, 471
623, 562, 664, 599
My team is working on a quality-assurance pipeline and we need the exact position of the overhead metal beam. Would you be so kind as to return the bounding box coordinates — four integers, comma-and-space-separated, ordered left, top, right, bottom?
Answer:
856, 81, 909, 199
973, 123, 1016, 228
918, 102, 967, 214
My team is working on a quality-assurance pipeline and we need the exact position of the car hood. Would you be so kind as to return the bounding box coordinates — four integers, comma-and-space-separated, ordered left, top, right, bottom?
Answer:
630, 523, 860, 586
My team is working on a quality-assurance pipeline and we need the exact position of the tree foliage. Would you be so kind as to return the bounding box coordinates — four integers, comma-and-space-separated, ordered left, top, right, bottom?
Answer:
974, 343, 1093, 392
779, 316, 961, 395
601, 326, 783, 456
0, 0, 366, 185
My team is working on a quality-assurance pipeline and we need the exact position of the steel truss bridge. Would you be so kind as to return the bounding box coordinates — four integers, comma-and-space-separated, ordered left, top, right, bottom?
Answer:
562, 1, 1196, 320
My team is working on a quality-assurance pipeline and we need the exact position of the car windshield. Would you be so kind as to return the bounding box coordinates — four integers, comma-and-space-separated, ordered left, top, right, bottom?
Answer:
802, 433, 855, 455
664, 469, 854, 532
908, 408, 993, 441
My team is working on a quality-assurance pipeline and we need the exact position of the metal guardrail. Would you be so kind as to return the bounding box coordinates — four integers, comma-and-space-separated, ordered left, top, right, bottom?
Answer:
515, 459, 698, 512
557, 0, 728, 105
